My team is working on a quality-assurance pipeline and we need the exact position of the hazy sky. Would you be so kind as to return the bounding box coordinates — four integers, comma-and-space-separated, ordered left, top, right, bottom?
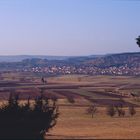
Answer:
0, 0, 140, 56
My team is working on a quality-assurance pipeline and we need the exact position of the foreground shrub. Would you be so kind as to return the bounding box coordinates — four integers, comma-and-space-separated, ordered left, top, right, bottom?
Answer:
0, 93, 59, 139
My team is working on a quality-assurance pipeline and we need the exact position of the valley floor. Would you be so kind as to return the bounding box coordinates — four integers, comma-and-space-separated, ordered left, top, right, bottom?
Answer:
46, 105, 140, 139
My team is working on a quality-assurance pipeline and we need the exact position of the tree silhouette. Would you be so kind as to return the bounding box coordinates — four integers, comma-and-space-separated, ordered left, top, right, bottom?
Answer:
67, 95, 75, 104
129, 106, 136, 117
41, 77, 47, 84
86, 104, 97, 118
136, 36, 140, 47
106, 105, 116, 117
0, 92, 59, 139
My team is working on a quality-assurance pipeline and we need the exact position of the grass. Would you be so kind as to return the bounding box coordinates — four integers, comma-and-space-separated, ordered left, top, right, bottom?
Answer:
46, 106, 140, 139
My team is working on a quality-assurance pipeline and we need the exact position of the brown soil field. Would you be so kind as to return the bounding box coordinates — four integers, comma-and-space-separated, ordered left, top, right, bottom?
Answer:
53, 90, 83, 99
119, 84, 140, 90
90, 98, 138, 107
88, 90, 127, 98
0, 82, 19, 87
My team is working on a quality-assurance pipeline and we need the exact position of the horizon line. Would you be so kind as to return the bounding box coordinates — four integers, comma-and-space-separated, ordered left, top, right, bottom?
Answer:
0, 51, 139, 57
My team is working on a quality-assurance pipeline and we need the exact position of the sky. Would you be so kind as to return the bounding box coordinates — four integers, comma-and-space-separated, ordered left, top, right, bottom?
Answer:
0, 0, 140, 56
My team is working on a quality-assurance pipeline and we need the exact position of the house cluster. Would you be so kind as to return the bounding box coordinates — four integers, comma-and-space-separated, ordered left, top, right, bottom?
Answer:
20, 64, 140, 76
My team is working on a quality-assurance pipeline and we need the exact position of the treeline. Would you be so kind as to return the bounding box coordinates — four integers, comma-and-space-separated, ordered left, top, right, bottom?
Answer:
86, 104, 136, 118
107, 105, 136, 117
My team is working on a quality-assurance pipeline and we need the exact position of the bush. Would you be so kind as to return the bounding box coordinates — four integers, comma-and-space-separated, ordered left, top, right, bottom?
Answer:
115, 105, 125, 117
129, 106, 136, 117
116, 108, 125, 117
0, 92, 59, 139
67, 96, 75, 104
107, 105, 116, 117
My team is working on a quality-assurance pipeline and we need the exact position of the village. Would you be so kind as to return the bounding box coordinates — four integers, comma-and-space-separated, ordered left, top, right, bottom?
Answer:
21, 64, 140, 76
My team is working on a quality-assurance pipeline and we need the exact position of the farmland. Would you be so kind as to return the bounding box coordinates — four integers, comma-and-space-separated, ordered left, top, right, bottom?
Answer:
0, 72, 140, 139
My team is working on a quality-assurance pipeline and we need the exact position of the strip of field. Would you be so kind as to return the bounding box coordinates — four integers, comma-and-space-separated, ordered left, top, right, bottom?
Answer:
119, 84, 140, 90
88, 90, 127, 98
53, 90, 83, 99
90, 99, 138, 107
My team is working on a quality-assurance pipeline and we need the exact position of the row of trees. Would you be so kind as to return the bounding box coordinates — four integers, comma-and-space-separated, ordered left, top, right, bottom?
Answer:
86, 104, 136, 118
107, 105, 136, 117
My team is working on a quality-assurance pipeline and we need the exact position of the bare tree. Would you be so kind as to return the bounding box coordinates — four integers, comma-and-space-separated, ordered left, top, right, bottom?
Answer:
41, 77, 47, 84
107, 105, 116, 117
78, 77, 82, 82
115, 105, 125, 117
129, 106, 136, 117
86, 104, 97, 118
67, 95, 75, 104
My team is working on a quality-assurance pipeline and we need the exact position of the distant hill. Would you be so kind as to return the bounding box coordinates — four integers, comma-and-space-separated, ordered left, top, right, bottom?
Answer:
0, 55, 73, 62
0, 54, 105, 62
0, 52, 139, 71
82, 52, 140, 68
